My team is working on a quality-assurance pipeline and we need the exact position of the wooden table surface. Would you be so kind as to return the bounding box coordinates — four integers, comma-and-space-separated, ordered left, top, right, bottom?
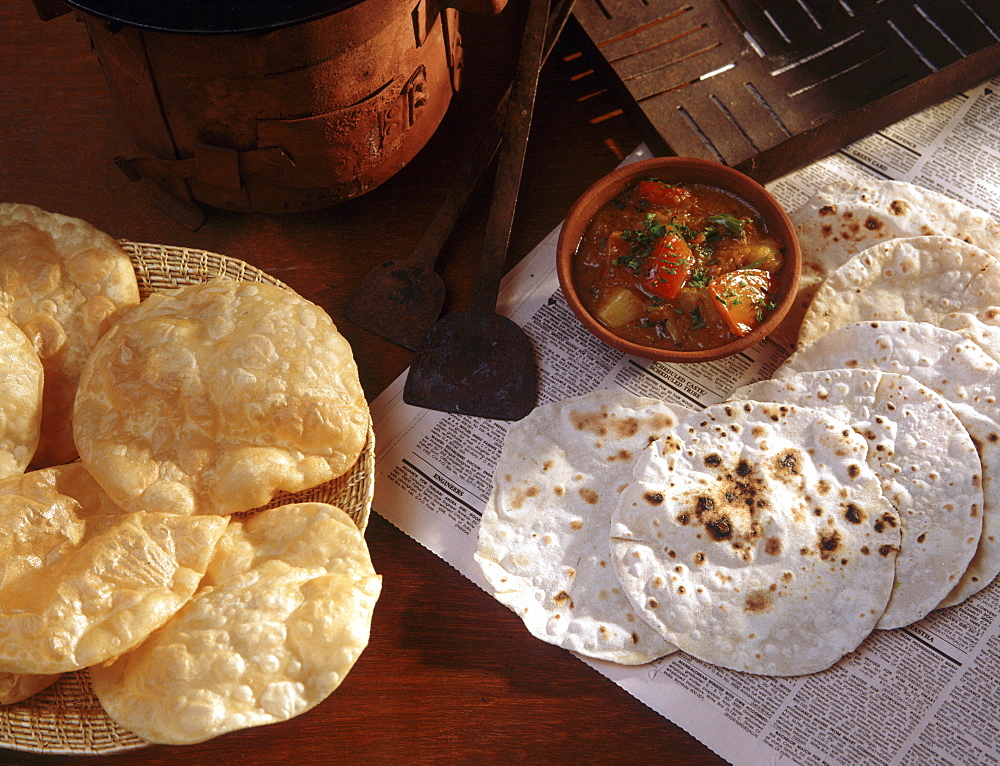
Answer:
0, 1, 725, 763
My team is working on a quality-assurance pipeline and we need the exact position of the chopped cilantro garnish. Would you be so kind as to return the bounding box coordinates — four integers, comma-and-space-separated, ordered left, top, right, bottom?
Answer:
705, 213, 747, 236
755, 295, 781, 322
688, 268, 711, 290
690, 306, 707, 331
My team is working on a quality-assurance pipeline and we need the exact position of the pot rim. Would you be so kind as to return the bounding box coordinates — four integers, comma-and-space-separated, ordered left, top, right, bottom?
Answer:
62, 0, 365, 34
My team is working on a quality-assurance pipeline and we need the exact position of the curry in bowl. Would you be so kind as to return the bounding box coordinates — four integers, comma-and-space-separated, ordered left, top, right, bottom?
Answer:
557, 157, 800, 362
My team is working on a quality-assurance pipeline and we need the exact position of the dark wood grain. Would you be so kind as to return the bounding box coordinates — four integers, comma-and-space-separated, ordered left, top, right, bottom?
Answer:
0, 1, 724, 763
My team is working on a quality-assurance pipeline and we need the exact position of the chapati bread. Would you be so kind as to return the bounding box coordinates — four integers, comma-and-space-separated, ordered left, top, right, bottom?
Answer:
90, 502, 381, 745
774, 179, 1000, 347
611, 401, 900, 676
797, 236, 1000, 364
476, 389, 693, 664
73, 279, 370, 516
0, 463, 228, 675
733, 369, 983, 629
0, 313, 43, 478
0, 203, 140, 467
778, 320, 1000, 607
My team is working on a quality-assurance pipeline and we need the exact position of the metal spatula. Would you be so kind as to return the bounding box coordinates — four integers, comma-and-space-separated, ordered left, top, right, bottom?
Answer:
343, 0, 573, 351
401, 0, 548, 420
342, 107, 505, 351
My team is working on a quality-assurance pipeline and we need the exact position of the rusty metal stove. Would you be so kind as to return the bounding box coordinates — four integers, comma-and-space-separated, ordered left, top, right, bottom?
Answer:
35, 0, 507, 216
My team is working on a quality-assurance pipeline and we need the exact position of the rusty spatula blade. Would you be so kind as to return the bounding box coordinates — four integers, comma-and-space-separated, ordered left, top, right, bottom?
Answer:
342, 106, 504, 351
344, 0, 575, 351
402, 0, 549, 420
402, 311, 535, 419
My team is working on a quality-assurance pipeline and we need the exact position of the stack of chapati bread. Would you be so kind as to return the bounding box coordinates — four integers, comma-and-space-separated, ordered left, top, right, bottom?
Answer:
477, 179, 1000, 676
0, 203, 380, 744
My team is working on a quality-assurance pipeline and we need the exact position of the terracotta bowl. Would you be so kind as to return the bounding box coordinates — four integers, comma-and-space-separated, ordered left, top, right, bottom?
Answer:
556, 156, 801, 363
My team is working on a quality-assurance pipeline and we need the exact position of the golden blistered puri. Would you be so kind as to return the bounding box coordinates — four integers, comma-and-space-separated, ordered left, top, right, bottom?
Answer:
0, 203, 140, 468
73, 279, 370, 516
0, 463, 228, 675
0, 671, 62, 706
90, 502, 382, 745
0, 313, 43, 479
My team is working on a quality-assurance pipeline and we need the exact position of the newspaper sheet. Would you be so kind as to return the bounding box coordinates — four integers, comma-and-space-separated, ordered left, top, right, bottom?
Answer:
369, 75, 1000, 765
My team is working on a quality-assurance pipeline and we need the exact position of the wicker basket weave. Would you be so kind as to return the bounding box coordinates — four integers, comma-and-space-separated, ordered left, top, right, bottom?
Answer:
0, 243, 376, 755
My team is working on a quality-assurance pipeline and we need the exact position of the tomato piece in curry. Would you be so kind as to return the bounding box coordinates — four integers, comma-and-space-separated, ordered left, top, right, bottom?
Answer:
571, 178, 786, 351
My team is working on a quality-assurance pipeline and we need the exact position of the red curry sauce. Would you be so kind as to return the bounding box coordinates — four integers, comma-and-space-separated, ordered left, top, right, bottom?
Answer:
571, 178, 786, 351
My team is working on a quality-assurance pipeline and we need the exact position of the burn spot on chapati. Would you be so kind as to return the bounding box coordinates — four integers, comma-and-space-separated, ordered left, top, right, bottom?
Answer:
707, 517, 732, 541
765, 537, 782, 556
817, 529, 842, 560
704, 453, 722, 468
847, 463, 861, 479
644, 491, 665, 505
570, 520, 583, 530
570, 409, 611, 437
509, 485, 540, 510
844, 503, 865, 523
553, 591, 574, 609
698, 507, 733, 541
579, 487, 599, 505
607, 449, 632, 463
542, 460, 554, 472
614, 417, 640, 439
874, 511, 898, 533
744, 590, 772, 613
778, 451, 798, 472
889, 199, 910, 215
763, 404, 789, 422
864, 216, 883, 231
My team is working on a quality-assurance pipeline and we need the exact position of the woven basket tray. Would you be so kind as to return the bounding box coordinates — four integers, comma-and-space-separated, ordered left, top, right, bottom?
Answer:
0, 243, 376, 755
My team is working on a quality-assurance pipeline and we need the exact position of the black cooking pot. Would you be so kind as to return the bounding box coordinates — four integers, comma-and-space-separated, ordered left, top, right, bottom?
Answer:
59, 0, 365, 34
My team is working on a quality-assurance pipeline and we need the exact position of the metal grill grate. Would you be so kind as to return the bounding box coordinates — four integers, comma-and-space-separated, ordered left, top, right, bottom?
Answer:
572, 0, 1000, 181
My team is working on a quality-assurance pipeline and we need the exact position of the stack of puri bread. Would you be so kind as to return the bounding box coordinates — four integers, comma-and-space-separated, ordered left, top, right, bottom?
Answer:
0, 203, 380, 746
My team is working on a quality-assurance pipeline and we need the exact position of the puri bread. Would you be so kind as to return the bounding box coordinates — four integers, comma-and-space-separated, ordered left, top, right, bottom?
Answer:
475, 389, 692, 664
797, 236, 1000, 363
0, 463, 228, 675
90, 502, 381, 745
73, 279, 370, 516
778, 320, 1000, 607
0, 203, 140, 467
0, 672, 61, 706
0, 313, 43, 478
774, 179, 1000, 347
611, 401, 901, 676
734, 369, 983, 628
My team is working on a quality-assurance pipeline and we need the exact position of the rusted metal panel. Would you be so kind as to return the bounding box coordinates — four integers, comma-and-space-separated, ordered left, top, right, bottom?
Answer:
573, 0, 1000, 182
